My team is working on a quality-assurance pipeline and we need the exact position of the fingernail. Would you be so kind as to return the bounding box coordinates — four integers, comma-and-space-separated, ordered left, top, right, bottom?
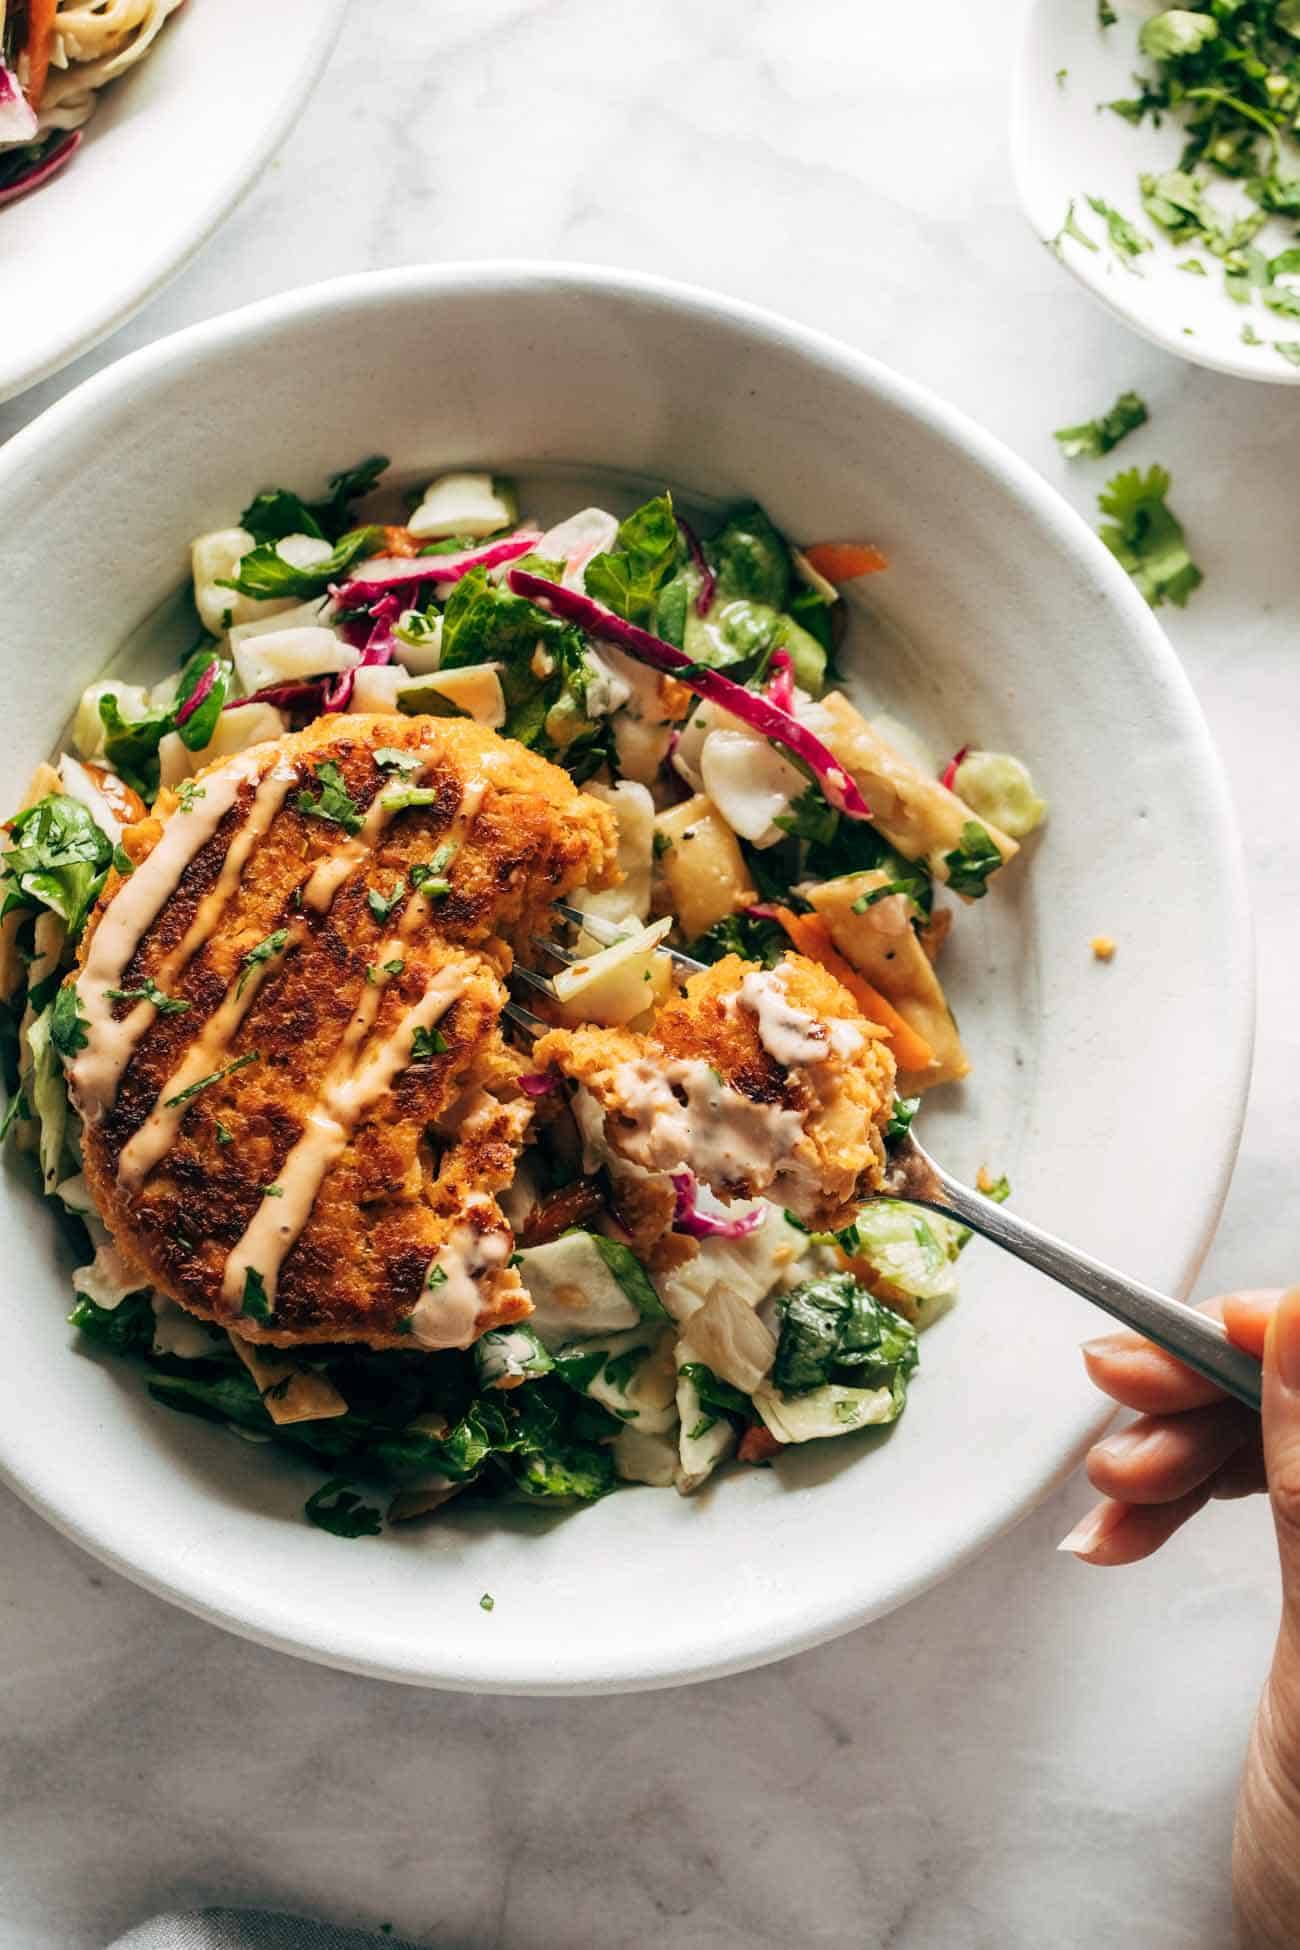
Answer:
1268, 1286, 1300, 1392
1057, 1502, 1127, 1556
1093, 1425, 1153, 1465
1081, 1333, 1135, 1360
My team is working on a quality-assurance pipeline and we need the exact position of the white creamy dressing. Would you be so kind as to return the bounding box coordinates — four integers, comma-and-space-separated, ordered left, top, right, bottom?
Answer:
608, 1057, 804, 1191
408, 1209, 512, 1350
70, 751, 280, 1120
219, 957, 473, 1307
735, 968, 830, 1067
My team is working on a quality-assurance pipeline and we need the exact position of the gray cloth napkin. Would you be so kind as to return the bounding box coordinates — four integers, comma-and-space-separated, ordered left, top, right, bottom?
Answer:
109, 1913, 423, 1950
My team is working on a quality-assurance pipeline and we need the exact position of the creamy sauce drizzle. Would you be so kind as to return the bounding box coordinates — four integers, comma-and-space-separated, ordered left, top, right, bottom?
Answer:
71, 756, 294, 1119
220, 957, 473, 1307
608, 1056, 805, 1191
735, 969, 830, 1067
408, 1209, 511, 1350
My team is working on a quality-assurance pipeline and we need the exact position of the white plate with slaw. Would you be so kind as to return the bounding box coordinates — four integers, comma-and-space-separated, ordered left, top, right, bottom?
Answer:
0, 264, 1254, 1693
0, 0, 346, 405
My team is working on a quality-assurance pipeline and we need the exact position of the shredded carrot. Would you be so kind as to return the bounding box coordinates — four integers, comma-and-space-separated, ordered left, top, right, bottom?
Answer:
738, 1425, 784, 1465
802, 541, 888, 584
22, 0, 59, 109
770, 906, 936, 1075
380, 525, 423, 559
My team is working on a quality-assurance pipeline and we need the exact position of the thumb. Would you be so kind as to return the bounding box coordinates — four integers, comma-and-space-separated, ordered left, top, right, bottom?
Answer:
1261, 1288, 1300, 1736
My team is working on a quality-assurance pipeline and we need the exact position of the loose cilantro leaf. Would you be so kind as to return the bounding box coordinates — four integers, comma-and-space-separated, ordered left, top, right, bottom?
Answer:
105, 978, 190, 1015
164, 1049, 259, 1109
218, 527, 385, 602
943, 821, 1003, 899
240, 1267, 272, 1321
1098, 0, 1117, 24
411, 1025, 449, 1060
236, 928, 289, 998
584, 494, 681, 628
2, 794, 112, 940
1139, 9, 1218, 60
367, 879, 406, 923
774, 781, 840, 849
304, 1478, 383, 1538
773, 1271, 919, 1401
507, 1438, 616, 1503
1086, 195, 1152, 262
68, 1289, 155, 1356
295, 760, 364, 834
49, 981, 88, 1059
1052, 199, 1099, 255
686, 911, 788, 969
373, 747, 421, 775
1053, 391, 1149, 460
1098, 464, 1203, 608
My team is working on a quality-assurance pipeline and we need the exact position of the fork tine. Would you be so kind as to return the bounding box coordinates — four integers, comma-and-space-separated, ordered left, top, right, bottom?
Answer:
509, 964, 558, 999
550, 901, 708, 975
503, 998, 544, 1036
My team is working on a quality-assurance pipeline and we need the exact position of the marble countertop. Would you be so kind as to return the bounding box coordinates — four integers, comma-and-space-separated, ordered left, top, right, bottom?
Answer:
2, 2, 1297, 1944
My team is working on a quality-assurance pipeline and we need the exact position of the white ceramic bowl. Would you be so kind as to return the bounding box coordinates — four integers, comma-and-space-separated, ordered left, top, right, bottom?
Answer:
0, 0, 347, 403
0, 265, 1254, 1694
1013, 0, 1300, 384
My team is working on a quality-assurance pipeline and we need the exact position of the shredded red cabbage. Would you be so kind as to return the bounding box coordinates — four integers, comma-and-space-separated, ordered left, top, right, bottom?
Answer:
518, 1070, 559, 1099
766, 646, 794, 714
174, 659, 216, 727
940, 744, 969, 792
678, 520, 716, 617
332, 532, 540, 609
0, 128, 81, 208
671, 1171, 764, 1240
507, 570, 871, 821
224, 678, 332, 717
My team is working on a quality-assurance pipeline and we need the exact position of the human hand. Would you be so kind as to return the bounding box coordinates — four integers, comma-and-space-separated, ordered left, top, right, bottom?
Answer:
1060, 1287, 1300, 1948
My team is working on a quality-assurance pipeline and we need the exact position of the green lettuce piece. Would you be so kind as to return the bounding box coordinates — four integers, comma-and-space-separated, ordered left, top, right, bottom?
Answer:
218, 526, 385, 602
584, 494, 681, 628
473, 1323, 554, 1390
304, 1479, 383, 1538
2, 793, 112, 937
588, 1233, 669, 1320
773, 1271, 919, 1405
240, 454, 388, 545
69, 1290, 156, 1356
707, 503, 793, 609
439, 567, 603, 761
850, 1205, 963, 1307
24, 1004, 69, 1193
686, 910, 788, 969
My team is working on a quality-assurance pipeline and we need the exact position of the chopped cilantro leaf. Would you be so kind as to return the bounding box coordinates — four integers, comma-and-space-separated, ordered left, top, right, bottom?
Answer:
106, 978, 191, 1015
1086, 195, 1152, 262
1098, 464, 1203, 608
164, 1049, 259, 1109
942, 821, 1002, 900
236, 927, 289, 998
884, 1096, 921, 1146
295, 760, 363, 835
240, 1267, 272, 1321
215, 1119, 233, 1146
50, 982, 89, 1059
1053, 391, 1149, 460
373, 747, 421, 775
411, 1025, 450, 1060
368, 879, 406, 923
379, 784, 439, 813
479, 1592, 495, 1612
176, 780, 206, 812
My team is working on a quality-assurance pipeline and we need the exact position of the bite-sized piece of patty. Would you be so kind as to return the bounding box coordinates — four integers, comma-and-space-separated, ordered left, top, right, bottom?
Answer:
536, 952, 897, 1231
72, 713, 618, 1349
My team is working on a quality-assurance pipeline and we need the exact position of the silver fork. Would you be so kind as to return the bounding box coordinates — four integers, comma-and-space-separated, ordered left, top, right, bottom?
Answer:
508, 908, 1262, 1412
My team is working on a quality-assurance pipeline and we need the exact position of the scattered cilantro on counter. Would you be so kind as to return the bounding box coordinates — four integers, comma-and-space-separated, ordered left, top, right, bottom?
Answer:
1053, 391, 1149, 460
1097, 464, 1203, 607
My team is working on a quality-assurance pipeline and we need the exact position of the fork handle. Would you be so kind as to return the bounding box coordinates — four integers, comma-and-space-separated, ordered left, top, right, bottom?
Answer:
898, 1142, 1262, 1413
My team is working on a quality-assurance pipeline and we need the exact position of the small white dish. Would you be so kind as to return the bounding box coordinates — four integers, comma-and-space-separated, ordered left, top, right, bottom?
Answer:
1012, 0, 1300, 384
0, 265, 1254, 1693
0, 0, 347, 405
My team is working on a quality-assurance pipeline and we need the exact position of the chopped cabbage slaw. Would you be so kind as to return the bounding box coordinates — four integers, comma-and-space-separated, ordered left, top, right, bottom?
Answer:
0, 461, 1044, 1535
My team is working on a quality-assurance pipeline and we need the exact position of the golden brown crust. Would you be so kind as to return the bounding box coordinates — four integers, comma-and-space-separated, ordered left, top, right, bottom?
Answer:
77, 713, 617, 1349
537, 951, 897, 1232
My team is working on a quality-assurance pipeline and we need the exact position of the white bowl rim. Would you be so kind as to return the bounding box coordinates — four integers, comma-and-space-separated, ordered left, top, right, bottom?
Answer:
0, 0, 349, 405
0, 262, 1257, 1690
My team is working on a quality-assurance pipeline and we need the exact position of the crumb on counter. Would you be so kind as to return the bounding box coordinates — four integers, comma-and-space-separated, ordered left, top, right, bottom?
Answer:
480, 1592, 495, 1612
1090, 935, 1116, 962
